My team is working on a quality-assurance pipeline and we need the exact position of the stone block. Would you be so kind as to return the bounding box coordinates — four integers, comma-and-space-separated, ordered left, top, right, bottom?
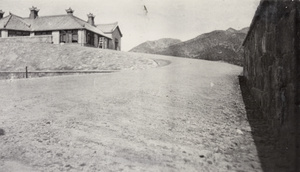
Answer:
276, 10, 296, 54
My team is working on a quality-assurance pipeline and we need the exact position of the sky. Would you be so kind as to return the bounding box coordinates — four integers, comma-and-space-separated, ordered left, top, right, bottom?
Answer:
0, 0, 261, 51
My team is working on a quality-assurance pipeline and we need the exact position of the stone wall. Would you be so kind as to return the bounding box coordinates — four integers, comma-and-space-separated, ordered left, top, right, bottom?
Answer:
243, 0, 299, 170
0, 35, 52, 43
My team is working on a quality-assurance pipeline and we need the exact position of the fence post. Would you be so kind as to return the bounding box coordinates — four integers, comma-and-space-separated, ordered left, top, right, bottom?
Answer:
25, 66, 28, 78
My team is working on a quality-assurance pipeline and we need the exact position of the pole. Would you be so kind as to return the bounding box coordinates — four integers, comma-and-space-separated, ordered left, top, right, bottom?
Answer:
25, 66, 28, 78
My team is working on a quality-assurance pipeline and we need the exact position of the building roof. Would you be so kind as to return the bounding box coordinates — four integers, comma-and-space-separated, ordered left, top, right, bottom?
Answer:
0, 13, 31, 31
0, 12, 112, 39
71, 16, 112, 38
97, 22, 118, 32
97, 22, 123, 37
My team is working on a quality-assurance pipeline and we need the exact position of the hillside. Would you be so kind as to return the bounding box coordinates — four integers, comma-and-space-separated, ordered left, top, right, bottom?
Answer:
238, 27, 250, 34
0, 42, 157, 71
129, 38, 182, 54
130, 27, 249, 66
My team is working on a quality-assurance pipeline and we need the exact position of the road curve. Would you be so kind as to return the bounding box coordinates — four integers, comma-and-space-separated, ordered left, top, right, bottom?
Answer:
0, 54, 262, 172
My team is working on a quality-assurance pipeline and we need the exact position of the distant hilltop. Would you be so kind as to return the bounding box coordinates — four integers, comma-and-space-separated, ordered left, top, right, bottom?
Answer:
129, 38, 182, 54
130, 27, 249, 66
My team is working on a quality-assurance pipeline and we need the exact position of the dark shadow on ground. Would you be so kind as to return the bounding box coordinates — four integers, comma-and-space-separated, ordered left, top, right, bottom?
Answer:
239, 76, 280, 172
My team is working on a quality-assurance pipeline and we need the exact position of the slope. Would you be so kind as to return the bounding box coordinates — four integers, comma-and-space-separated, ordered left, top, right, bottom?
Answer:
0, 42, 157, 71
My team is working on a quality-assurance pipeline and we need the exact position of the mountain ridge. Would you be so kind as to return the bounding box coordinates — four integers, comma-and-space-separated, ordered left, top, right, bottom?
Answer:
130, 27, 249, 66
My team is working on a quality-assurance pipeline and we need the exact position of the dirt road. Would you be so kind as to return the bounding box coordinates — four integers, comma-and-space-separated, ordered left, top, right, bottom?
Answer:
0, 55, 262, 171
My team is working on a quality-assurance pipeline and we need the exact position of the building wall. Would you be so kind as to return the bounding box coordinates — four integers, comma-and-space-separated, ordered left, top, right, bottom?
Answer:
0, 28, 115, 50
52, 31, 59, 44
109, 27, 122, 50
78, 30, 86, 46
1, 30, 8, 38
108, 39, 113, 50
243, 0, 299, 170
0, 35, 52, 43
105, 38, 109, 49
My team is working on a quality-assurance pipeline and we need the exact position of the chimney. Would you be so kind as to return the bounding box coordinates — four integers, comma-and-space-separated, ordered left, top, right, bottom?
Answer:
0, 10, 4, 19
66, 7, 74, 15
29, 6, 39, 19
87, 13, 95, 26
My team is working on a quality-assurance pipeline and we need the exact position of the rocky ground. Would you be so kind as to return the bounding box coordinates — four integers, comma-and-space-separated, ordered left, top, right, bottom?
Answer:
0, 53, 262, 171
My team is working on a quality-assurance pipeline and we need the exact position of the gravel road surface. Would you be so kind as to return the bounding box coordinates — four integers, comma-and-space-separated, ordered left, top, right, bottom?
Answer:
0, 55, 262, 171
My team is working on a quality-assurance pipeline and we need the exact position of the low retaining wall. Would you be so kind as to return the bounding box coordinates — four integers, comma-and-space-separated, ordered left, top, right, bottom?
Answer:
0, 70, 116, 80
0, 35, 52, 43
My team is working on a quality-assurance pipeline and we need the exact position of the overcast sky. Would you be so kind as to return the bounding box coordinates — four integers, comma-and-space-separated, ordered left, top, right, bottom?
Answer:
0, 0, 260, 51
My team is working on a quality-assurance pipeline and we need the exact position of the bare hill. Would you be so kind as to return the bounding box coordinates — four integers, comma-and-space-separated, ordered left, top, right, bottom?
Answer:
129, 38, 182, 54
130, 27, 249, 66
0, 42, 157, 71
239, 27, 250, 34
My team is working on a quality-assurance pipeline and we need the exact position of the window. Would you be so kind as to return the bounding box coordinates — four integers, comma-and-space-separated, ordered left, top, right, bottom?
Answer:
99, 37, 104, 48
8, 30, 30, 37
86, 32, 90, 44
60, 31, 67, 43
72, 30, 78, 42
60, 30, 78, 43
86, 31, 94, 46
35, 31, 52, 35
